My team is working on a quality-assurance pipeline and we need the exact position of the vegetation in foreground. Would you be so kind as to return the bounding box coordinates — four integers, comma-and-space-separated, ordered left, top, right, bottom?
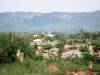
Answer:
0, 32, 100, 75
0, 58, 100, 75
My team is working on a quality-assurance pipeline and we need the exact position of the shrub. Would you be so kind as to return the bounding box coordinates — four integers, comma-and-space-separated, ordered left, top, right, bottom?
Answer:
80, 45, 88, 52
0, 33, 32, 63
32, 55, 44, 61
72, 57, 85, 66
42, 44, 53, 50
82, 52, 96, 64
45, 58, 55, 64
93, 64, 100, 72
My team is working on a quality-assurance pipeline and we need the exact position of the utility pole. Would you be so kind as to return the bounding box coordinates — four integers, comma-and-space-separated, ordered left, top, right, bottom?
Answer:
80, 28, 84, 41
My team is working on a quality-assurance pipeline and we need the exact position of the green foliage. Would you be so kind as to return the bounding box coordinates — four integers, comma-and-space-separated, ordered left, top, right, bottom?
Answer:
92, 38, 100, 49
31, 44, 38, 55
82, 52, 96, 64
56, 42, 65, 59
80, 45, 89, 52
0, 33, 17, 63
54, 33, 67, 43
84, 32, 100, 40
32, 55, 44, 61
44, 36, 54, 42
73, 39, 82, 43
93, 64, 100, 72
45, 58, 55, 64
42, 44, 53, 50
0, 59, 99, 75
79, 45, 97, 64
0, 32, 32, 63
56, 43, 64, 51
71, 57, 86, 66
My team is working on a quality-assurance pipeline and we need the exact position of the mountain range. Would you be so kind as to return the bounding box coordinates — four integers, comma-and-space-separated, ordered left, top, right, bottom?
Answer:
0, 11, 100, 33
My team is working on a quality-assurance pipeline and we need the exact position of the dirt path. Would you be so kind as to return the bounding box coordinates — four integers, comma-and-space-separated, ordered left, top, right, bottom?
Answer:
78, 71, 100, 75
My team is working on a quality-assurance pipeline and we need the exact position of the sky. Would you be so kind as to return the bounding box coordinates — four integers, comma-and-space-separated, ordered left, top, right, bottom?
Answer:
0, 0, 100, 13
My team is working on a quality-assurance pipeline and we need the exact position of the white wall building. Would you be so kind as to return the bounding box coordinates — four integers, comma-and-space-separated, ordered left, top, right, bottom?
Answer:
61, 50, 82, 58
47, 32, 54, 38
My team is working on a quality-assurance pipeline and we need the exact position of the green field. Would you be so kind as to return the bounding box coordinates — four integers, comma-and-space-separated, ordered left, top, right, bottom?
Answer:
0, 58, 100, 75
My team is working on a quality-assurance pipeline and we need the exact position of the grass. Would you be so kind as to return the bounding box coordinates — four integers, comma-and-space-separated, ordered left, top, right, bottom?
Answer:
0, 61, 47, 75
93, 64, 100, 72
0, 58, 100, 75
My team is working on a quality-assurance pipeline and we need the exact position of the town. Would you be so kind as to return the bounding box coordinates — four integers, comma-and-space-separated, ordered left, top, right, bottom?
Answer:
0, 0, 100, 75
0, 31, 100, 75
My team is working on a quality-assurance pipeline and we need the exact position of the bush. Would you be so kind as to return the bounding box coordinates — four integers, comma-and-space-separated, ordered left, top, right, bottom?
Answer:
79, 44, 97, 64
0, 33, 32, 63
82, 52, 96, 64
32, 55, 44, 61
96, 57, 100, 64
72, 57, 85, 66
42, 44, 53, 50
45, 58, 55, 64
93, 64, 100, 72
80, 46, 88, 52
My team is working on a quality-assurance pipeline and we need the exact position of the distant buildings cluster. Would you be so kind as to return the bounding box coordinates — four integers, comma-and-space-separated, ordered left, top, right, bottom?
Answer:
30, 32, 100, 59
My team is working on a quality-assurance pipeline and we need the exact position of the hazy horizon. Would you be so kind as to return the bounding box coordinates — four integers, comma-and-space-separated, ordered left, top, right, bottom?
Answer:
0, 10, 100, 13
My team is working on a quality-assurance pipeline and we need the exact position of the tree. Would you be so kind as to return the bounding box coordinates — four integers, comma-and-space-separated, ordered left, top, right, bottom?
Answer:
54, 33, 67, 43
56, 42, 65, 59
80, 45, 96, 64
0, 32, 17, 63
92, 38, 100, 50
80, 28, 84, 41
42, 44, 53, 50
0, 32, 32, 63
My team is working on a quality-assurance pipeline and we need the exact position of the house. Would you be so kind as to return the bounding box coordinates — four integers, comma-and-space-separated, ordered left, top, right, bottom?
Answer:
49, 48, 59, 57
35, 46, 44, 55
47, 32, 54, 38
47, 40, 59, 46
33, 34, 38, 37
16, 50, 24, 62
61, 50, 82, 58
31, 39, 44, 45
64, 44, 72, 49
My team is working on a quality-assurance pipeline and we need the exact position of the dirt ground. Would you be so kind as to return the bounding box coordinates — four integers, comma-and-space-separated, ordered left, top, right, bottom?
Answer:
46, 64, 60, 73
